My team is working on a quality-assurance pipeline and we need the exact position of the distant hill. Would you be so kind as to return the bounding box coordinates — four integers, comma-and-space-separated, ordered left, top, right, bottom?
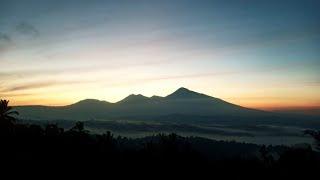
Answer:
15, 87, 270, 121
272, 108, 320, 116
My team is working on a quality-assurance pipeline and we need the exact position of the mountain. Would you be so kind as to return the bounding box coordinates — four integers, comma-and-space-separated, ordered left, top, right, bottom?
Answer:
14, 87, 320, 145
166, 87, 211, 99
118, 94, 150, 104
15, 87, 270, 121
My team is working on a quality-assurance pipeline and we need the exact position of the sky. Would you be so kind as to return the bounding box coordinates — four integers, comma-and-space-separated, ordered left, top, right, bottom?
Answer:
0, 0, 319, 110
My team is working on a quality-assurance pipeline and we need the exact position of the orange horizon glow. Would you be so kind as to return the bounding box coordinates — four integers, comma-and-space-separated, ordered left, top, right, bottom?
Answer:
3, 88, 320, 112
9, 101, 320, 112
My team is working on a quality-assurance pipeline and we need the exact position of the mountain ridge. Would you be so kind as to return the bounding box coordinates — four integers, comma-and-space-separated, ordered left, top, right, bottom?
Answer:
70, 87, 227, 106
15, 87, 269, 121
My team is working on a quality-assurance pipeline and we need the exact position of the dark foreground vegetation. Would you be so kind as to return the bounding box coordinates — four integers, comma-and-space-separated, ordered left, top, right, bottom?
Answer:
1, 100, 320, 177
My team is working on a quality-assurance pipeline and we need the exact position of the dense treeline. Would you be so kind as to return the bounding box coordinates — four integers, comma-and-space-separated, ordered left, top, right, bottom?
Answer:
1, 100, 320, 177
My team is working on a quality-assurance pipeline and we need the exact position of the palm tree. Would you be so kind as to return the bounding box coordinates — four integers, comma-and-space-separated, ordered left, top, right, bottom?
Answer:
68, 121, 89, 136
0, 100, 19, 135
70, 121, 85, 132
304, 129, 320, 151
0, 100, 19, 126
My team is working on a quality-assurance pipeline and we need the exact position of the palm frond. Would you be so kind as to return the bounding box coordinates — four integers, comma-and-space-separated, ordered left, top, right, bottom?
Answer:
5, 111, 19, 116
0, 99, 19, 124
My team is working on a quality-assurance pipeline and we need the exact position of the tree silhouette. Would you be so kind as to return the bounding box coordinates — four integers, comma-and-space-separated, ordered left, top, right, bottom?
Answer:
304, 129, 320, 151
70, 121, 85, 132
45, 123, 64, 136
259, 145, 274, 167
68, 121, 89, 137
0, 99, 19, 135
0, 100, 19, 124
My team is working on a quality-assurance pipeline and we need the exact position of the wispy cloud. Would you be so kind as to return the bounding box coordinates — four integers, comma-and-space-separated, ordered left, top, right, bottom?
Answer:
0, 32, 11, 42
5, 81, 58, 91
0, 59, 168, 80
15, 22, 40, 38
0, 32, 12, 52
143, 72, 238, 81
105, 71, 239, 87
0, 92, 34, 97
301, 81, 320, 87
2, 80, 90, 92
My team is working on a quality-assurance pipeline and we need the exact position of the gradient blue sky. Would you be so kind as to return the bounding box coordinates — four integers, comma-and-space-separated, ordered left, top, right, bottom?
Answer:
0, 0, 319, 109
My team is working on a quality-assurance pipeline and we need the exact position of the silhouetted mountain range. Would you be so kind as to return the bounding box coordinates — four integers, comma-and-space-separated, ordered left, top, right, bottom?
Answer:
13, 87, 320, 145
12, 88, 320, 136
16, 87, 270, 121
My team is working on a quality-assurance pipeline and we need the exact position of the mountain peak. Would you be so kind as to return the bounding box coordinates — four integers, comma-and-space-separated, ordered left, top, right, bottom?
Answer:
166, 87, 209, 99
71, 99, 110, 107
176, 87, 192, 92
118, 94, 150, 104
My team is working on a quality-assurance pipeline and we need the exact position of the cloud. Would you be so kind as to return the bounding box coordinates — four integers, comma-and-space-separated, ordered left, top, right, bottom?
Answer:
15, 22, 40, 37
146, 72, 238, 81
5, 81, 58, 91
0, 92, 34, 97
106, 71, 239, 87
0, 60, 167, 80
2, 80, 89, 92
0, 32, 11, 42
0, 22, 39, 52
0, 32, 12, 53
301, 81, 320, 87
